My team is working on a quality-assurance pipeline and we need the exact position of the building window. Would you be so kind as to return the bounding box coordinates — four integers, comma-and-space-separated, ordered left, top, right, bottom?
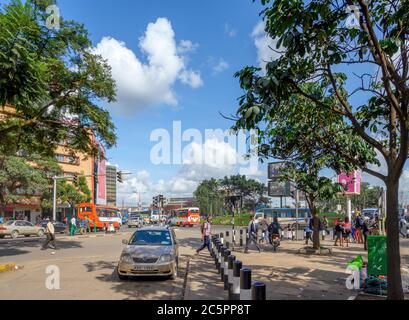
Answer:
56, 154, 65, 162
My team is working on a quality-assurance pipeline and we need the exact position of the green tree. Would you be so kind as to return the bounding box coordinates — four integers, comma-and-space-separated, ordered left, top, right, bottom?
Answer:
233, 0, 408, 299
41, 176, 91, 212
221, 175, 267, 212
0, 155, 60, 217
194, 179, 224, 216
0, 0, 117, 158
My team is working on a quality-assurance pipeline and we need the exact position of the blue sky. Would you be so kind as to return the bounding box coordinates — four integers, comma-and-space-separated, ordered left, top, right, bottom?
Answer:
56, 0, 271, 205
54, 0, 409, 206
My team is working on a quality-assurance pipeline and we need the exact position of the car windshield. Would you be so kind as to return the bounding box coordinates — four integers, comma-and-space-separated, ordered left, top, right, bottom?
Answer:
129, 230, 172, 246
6, 221, 14, 226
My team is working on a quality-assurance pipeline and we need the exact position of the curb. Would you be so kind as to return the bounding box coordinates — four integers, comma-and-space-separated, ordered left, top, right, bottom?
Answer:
0, 263, 17, 273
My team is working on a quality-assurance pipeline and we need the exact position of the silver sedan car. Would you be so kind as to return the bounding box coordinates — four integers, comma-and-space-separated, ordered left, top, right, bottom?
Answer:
117, 226, 179, 280
0, 220, 45, 239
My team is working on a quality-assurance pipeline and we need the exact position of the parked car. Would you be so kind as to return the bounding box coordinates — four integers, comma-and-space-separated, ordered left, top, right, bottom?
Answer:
0, 220, 45, 239
128, 214, 143, 228
36, 221, 67, 234
117, 226, 179, 280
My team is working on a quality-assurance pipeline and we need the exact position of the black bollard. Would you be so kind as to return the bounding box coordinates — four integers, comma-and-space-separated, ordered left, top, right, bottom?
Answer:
240, 229, 244, 247
220, 233, 224, 245
226, 231, 230, 243
220, 246, 226, 277
227, 255, 236, 299
216, 241, 221, 271
252, 281, 266, 300
223, 249, 231, 290
232, 261, 242, 300
226, 241, 230, 249
240, 268, 252, 300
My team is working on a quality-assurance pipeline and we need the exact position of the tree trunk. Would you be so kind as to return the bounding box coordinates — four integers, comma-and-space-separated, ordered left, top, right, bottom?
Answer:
385, 178, 404, 300
307, 194, 320, 250
312, 207, 320, 250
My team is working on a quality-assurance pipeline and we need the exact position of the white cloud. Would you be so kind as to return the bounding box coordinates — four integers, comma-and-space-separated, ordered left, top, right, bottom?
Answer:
179, 70, 204, 88
212, 59, 229, 75
93, 18, 203, 115
178, 40, 199, 53
225, 23, 237, 38
117, 136, 264, 204
252, 21, 284, 71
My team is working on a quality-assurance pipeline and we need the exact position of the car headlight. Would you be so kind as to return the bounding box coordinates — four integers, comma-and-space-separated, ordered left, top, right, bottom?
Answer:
121, 253, 133, 264
158, 254, 172, 263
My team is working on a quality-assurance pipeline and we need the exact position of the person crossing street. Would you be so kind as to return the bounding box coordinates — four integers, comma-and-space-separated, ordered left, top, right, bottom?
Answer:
42, 219, 57, 250
196, 217, 212, 254
70, 216, 77, 236
245, 216, 261, 253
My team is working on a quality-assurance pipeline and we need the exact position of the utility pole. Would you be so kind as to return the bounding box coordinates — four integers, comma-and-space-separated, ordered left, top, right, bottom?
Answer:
53, 177, 57, 222
295, 189, 299, 241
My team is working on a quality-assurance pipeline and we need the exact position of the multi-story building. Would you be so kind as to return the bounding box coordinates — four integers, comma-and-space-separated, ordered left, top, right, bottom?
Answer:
0, 106, 108, 222
106, 165, 117, 206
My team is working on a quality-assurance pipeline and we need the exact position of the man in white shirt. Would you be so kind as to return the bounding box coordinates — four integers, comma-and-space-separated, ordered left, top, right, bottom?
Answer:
42, 219, 57, 250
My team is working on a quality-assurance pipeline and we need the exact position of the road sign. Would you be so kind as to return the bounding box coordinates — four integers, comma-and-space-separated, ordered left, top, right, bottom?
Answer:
268, 162, 287, 180
337, 171, 361, 195
268, 181, 291, 197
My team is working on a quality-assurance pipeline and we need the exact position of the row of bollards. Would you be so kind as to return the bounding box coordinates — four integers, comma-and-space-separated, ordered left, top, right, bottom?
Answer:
211, 235, 266, 300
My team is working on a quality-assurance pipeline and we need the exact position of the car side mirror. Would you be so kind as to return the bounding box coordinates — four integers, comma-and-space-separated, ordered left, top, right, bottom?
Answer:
122, 239, 128, 245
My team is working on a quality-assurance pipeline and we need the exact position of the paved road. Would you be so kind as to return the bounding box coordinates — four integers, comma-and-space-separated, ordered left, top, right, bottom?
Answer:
0, 226, 207, 300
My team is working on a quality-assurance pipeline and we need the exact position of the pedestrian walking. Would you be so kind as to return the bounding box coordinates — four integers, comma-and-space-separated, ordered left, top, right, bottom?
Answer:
342, 217, 352, 247
334, 218, 344, 247
362, 218, 370, 250
70, 216, 77, 236
400, 216, 408, 238
42, 219, 57, 250
304, 218, 313, 245
245, 216, 261, 253
354, 212, 364, 244
196, 217, 212, 254
259, 219, 269, 244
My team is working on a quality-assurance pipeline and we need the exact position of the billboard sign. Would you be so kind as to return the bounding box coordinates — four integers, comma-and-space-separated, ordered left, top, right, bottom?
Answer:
337, 171, 361, 195
94, 144, 107, 206
268, 162, 287, 180
268, 181, 291, 197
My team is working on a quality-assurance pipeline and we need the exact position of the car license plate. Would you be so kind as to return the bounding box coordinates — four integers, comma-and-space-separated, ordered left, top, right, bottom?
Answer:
134, 265, 154, 271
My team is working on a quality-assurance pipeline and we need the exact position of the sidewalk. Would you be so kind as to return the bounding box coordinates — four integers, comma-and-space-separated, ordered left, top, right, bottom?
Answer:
184, 252, 226, 300
191, 238, 380, 300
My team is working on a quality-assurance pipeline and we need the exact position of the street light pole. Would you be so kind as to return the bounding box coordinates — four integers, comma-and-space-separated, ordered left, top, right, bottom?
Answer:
295, 189, 299, 241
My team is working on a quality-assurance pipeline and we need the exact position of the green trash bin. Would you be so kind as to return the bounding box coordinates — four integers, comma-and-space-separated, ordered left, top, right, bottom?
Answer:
367, 236, 387, 277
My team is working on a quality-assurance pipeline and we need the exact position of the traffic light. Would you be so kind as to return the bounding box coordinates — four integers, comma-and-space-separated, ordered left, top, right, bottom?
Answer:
117, 171, 123, 183
73, 174, 78, 185
153, 196, 158, 208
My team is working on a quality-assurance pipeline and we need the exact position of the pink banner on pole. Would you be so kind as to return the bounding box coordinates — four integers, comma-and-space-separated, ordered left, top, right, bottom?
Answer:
338, 171, 361, 195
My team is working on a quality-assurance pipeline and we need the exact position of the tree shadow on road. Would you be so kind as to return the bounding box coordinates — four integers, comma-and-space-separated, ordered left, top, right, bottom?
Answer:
0, 239, 83, 258
81, 254, 191, 300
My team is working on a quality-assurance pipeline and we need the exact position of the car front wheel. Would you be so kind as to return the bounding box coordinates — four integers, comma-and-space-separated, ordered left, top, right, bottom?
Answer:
11, 230, 19, 239
37, 230, 44, 237
170, 261, 178, 280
